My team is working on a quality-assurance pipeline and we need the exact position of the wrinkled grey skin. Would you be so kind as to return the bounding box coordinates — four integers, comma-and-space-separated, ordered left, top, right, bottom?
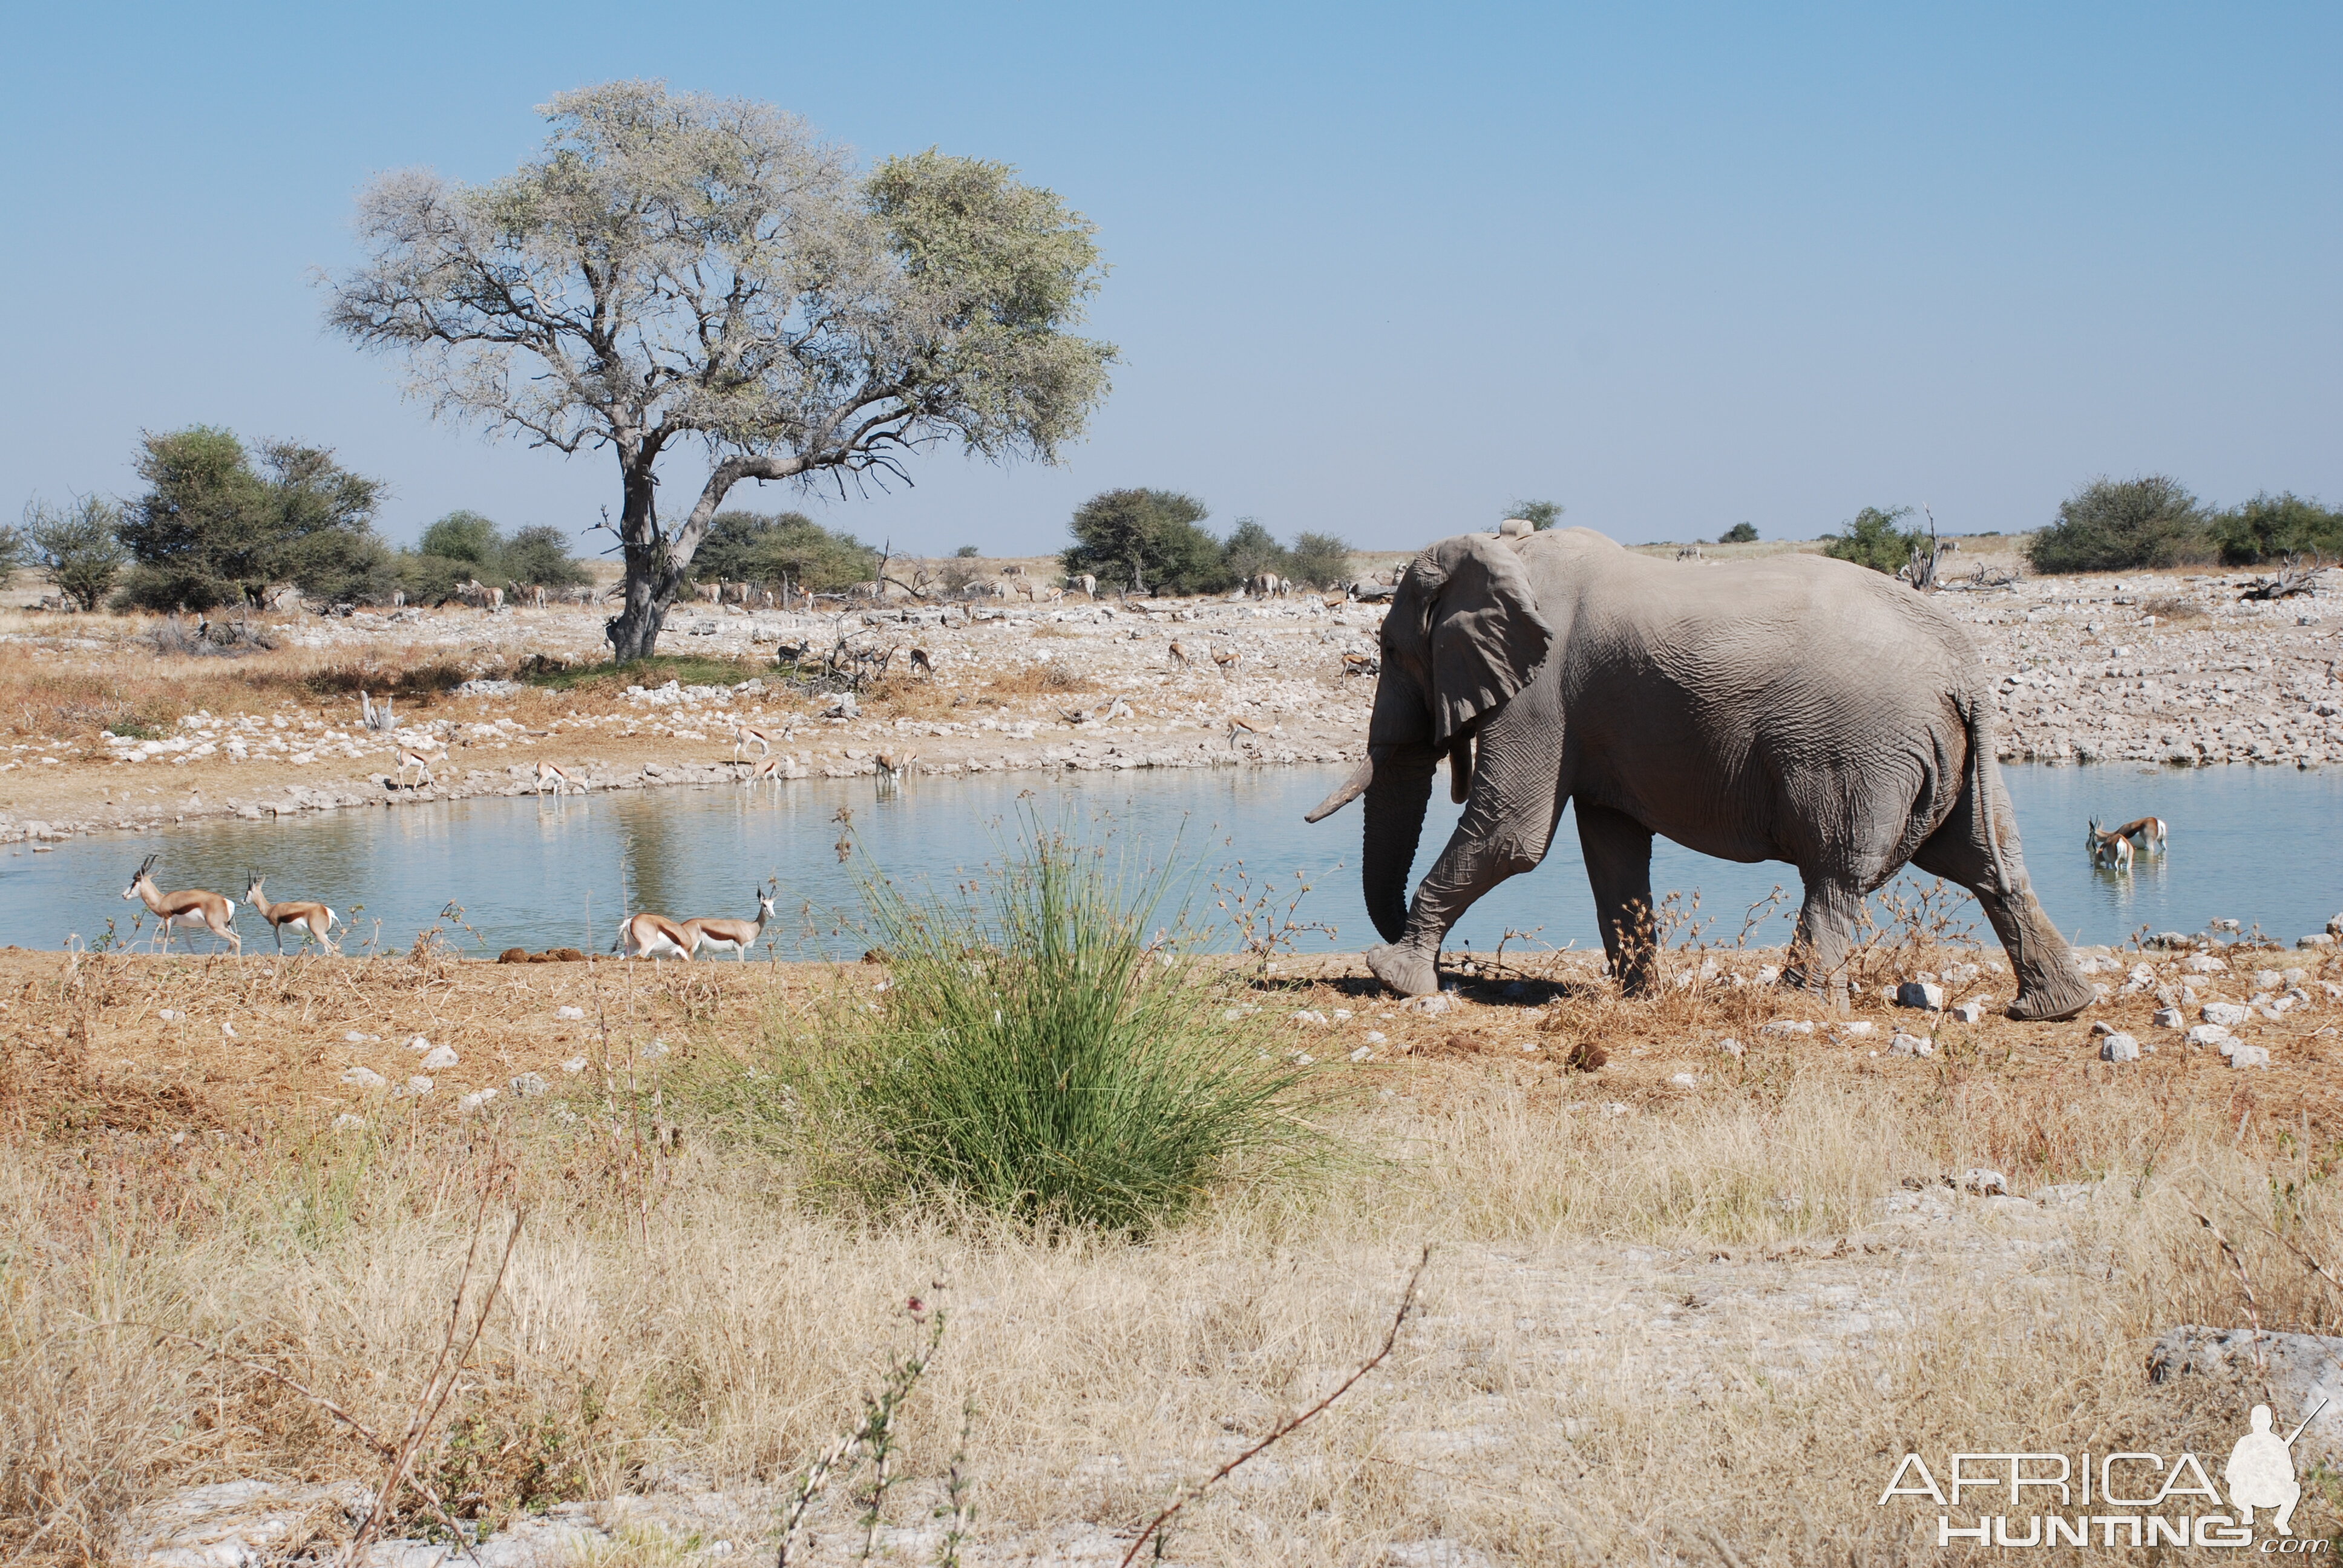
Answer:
1308, 528, 2094, 1022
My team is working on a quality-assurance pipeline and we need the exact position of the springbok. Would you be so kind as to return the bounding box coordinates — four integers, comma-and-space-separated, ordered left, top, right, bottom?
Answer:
392, 743, 445, 789
123, 855, 240, 955
2112, 815, 2169, 854
683, 886, 777, 961
1227, 716, 1272, 748
534, 762, 588, 796
909, 647, 934, 678
1211, 647, 1242, 676
745, 753, 790, 785
614, 910, 696, 959
243, 874, 336, 954
2086, 818, 2134, 872
1340, 652, 1380, 678
731, 721, 776, 763
874, 750, 917, 792
1168, 640, 1190, 668
1073, 573, 1097, 599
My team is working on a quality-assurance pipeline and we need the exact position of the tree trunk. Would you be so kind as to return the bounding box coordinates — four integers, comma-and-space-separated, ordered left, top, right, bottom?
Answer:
604, 461, 673, 663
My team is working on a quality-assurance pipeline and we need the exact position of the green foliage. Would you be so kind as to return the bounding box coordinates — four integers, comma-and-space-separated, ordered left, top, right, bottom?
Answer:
24, 497, 129, 610
1720, 521, 1759, 544
2026, 475, 2213, 573
401, 513, 589, 601
713, 825, 1327, 1235
502, 525, 593, 589
116, 428, 393, 609
418, 510, 500, 565
1220, 517, 1291, 583
1823, 506, 1925, 575
1288, 531, 1355, 588
1504, 498, 1564, 530
954, 543, 980, 558
0, 521, 27, 578
690, 511, 877, 591
518, 653, 764, 694
2208, 491, 2343, 566
1063, 488, 1228, 596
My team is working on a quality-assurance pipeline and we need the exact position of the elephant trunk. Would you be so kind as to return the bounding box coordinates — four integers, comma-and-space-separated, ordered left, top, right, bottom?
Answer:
1362, 742, 1437, 943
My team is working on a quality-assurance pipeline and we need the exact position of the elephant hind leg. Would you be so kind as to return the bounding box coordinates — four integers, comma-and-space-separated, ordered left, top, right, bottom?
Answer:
1781, 873, 1866, 1009
1577, 805, 1658, 996
1910, 800, 2094, 1024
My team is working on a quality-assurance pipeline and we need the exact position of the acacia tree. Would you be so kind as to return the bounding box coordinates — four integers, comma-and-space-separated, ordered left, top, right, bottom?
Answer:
329, 80, 1116, 661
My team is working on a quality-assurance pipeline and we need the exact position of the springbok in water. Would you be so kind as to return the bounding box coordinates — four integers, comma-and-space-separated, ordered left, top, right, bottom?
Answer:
123, 855, 240, 955
684, 886, 777, 961
2111, 815, 2169, 854
614, 910, 696, 959
243, 874, 336, 953
2086, 818, 2135, 872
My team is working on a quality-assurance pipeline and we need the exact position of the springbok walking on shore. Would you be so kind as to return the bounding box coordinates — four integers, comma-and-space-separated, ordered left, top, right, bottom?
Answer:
123, 855, 240, 955
243, 874, 337, 954
684, 886, 777, 961
614, 910, 696, 959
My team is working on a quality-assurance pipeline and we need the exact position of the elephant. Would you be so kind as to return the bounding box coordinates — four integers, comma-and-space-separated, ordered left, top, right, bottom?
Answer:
1306, 528, 2095, 1022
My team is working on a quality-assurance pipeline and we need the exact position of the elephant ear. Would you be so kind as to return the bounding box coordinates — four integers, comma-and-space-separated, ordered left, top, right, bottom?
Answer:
1401, 535, 1553, 745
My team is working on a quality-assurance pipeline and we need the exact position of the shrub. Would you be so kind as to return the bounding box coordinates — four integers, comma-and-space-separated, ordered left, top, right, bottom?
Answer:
1288, 531, 1355, 587
403, 513, 591, 599
2208, 491, 2343, 566
118, 428, 395, 609
954, 543, 980, 558
1063, 488, 1230, 596
1221, 517, 1291, 583
729, 825, 1326, 1234
2025, 475, 2213, 573
25, 497, 129, 610
1822, 506, 1923, 575
1504, 498, 1564, 530
1721, 521, 1758, 544
691, 509, 877, 591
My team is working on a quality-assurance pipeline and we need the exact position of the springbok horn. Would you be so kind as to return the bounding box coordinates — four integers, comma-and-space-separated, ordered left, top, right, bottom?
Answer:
1305, 753, 1376, 823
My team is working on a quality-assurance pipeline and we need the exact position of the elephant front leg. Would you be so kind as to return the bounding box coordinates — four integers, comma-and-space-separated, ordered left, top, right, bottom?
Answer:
1576, 805, 1659, 997
1366, 792, 1558, 998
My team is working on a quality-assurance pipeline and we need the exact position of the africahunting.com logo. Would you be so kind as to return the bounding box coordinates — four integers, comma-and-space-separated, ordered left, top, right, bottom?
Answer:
1879, 1402, 2329, 1550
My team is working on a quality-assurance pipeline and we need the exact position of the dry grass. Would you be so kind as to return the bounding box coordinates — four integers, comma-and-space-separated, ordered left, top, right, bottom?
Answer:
5, 939, 2343, 1561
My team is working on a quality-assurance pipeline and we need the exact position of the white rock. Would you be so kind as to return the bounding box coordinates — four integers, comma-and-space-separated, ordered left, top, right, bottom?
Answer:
1838, 1021, 1875, 1037
1755, 965, 1781, 985
2152, 1006, 2184, 1028
1896, 980, 1947, 1011
1291, 1010, 1328, 1025
1948, 1000, 1987, 1024
1717, 1037, 1746, 1057
2129, 962, 2157, 985
556, 1005, 586, 1021
1958, 1168, 2008, 1195
562, 1055, 589, 1074
2100, 1033, 2141, 1063
405, 1034, 431, 1052
2256, 969, 2287, 991
2230, 1044, 2272, 1070
1602, 1102, 1630, 1117
641, 1038, 670, 1059
157, 1008, 181, 1022
2089, 1019, 2115, 1036
459, 1088, 499, 1111
339, 1066, 386, 1088
2201, 1001, 2252, 1027
1670, 1072, 1698, 1088
418, 1044, 459, 1070
332, 1112, 368, 1131
1386, 1541, 1496, 1568
343, 1030, 365, 1042
1404, 993, 1456, 1014
1759, 1019, 1815, 1036
508, 1072, 549, 1097
393, 1076, 433, 1097
1888, 1031, 1934, 1058
1349, 1047, 1374, 1062
1365, 1030, 1388, 1044
2186, 1024, 2233, 1048
2185, 952, 2227, 973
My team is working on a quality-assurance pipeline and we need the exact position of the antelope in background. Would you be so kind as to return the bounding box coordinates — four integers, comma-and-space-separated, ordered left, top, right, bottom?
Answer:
243, 874, 337, 953
534, 762, 588, 796
874, 750, 917, 794
614, 909, 696, 959
392, 742, 446, 789
684, 886, 777, 961
2086, 818, 2135, 872
1168, 640, 1190, 668
123, 855, 241, 955
2111, 815, 2169, 854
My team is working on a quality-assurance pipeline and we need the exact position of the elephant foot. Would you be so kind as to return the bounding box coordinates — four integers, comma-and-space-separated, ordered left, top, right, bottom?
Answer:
1366, 942, 1441, 998
2006, 967, 2096, 1024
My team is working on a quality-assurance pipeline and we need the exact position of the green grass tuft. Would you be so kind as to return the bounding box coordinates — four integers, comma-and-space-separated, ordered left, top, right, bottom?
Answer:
706, 823, 1331, 1235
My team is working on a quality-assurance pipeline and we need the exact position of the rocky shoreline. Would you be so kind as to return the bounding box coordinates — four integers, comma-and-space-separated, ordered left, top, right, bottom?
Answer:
2, 558, 2335, 852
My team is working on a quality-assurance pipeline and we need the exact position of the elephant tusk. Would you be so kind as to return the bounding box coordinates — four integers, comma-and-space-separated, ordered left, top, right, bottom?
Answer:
1304, 753, 1376, 822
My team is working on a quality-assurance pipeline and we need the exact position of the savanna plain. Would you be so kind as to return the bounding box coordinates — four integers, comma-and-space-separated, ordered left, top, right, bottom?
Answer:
5, 543, 2343, 1566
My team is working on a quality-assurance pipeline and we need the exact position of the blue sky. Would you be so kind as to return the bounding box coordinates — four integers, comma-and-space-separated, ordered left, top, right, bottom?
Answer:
2, 2, 2335, 555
